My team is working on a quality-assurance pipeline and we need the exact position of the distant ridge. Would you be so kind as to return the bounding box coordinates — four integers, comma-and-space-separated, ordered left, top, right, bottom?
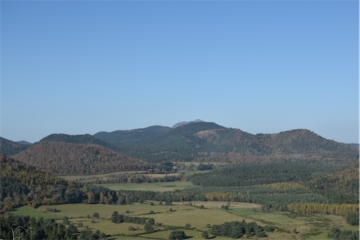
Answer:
16, 140, 32, 145
0, 137, 31, 156
172, 119, 204, 128
114, 122, 358, 163
39, 133, 118, 151
94, 125, 171, 146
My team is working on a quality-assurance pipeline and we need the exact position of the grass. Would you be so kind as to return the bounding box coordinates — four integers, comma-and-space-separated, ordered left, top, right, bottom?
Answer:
95, 181, 198, 192
11, 206, 62, 220
12, 202, 358, 240
68, 218, 146, 236
60, 171, 180, 182
135, 206, 260, 232
59, 171, 146, 182
229, 207, 358, 240
141, 229, 203, 239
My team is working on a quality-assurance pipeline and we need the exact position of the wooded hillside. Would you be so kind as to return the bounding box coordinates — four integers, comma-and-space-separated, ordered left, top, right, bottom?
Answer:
13, 142, 155, 175
0, 137, 31, 156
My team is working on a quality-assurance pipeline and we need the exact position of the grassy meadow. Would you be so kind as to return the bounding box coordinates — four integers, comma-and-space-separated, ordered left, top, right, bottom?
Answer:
60, 171, 147, 182
11, 206, 62, 220
95, 181, 198, 192
11, 200, 356, 240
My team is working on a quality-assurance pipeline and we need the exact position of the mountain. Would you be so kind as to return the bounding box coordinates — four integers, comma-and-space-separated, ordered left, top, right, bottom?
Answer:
195, 128, 357, 155
94, 125, 171, 146
16, 140, 32, 145
13, 142, 155, 175
0, 137, 31, 156
114, 122, 358, 164
39, 133, 119, 151
172, 119, 204, 128
118, 121, 226, 161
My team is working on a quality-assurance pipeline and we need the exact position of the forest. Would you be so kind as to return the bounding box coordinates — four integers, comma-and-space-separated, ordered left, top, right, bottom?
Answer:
0, 214, 106, 240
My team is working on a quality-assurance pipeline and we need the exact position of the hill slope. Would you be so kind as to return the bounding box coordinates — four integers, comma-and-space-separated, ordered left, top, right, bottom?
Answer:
13, 142, 155, 175
94, 125, 171, 145
115, 122, 358, 163
118, 122, 226, 161
0, 137, 32, 156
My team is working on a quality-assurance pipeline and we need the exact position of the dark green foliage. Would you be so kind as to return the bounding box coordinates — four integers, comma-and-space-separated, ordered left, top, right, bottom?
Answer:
94, 126, 171, 145
210, 220, 267, 238
168, 230, 186, 240
118, 122, 225, 162
328, 227, 359, 240
0, 215, 105, 240
93, 212, 99, 218
221, 205, 229, 210
39, 133, 118, 151
264, 225, 275, 232
0, 137, 30, 156
185, 223, 191, 229
346, 212, 359, 226
0, 176, 29, 197
190, 162, 316, 187
202, 231, 209, 239
144, 221, 153, 233
111, 211, 148, 225
197, 163, 214, 171
113, 123, 358, 163
63, 216, 69, 225
306, 165, 359, 204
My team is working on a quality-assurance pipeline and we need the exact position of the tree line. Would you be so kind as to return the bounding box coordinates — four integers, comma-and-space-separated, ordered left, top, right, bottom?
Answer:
0, 215, 106, 240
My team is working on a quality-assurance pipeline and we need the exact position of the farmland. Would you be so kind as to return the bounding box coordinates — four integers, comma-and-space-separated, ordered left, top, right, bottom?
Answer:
95, 181, 198, 192
11, 201, 357, 240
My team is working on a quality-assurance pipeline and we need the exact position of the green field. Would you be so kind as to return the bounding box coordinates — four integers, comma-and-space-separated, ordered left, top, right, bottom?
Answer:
11, 201, 358, 240
229, 208, 358, 240
59, 171, 146, 182
11, 206, 62, 220
59, 171, 180, 183
95, 181, 198, 192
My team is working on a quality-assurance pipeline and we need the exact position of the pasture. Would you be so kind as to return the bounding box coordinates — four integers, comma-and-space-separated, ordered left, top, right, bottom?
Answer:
59, 171, 180, 183
67, 218, 146, 236
11, 201, 358, 240
60, 171, 146, 182
96, 181, 197, 192
11, 206, 62, 220
229, 208, 358, 240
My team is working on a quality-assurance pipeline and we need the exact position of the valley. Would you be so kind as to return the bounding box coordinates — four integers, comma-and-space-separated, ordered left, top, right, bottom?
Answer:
0, 121, 358, 239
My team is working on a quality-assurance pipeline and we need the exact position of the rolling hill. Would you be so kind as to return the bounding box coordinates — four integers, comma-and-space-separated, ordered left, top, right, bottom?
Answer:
0, 137, 32, 156
109, 122, 358, 163
39, 133, 119, 151
12, 142, 155, 175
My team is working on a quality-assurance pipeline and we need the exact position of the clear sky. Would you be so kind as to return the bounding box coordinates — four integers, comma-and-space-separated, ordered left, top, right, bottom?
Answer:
1, 1, 358, 144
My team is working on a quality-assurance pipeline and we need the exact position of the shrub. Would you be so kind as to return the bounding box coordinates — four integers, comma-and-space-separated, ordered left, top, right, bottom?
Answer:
168, 230, 186, 240
264, 225, 275, 232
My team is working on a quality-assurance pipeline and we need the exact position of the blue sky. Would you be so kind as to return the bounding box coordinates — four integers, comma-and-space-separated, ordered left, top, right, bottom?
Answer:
1, 1, 358, 144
